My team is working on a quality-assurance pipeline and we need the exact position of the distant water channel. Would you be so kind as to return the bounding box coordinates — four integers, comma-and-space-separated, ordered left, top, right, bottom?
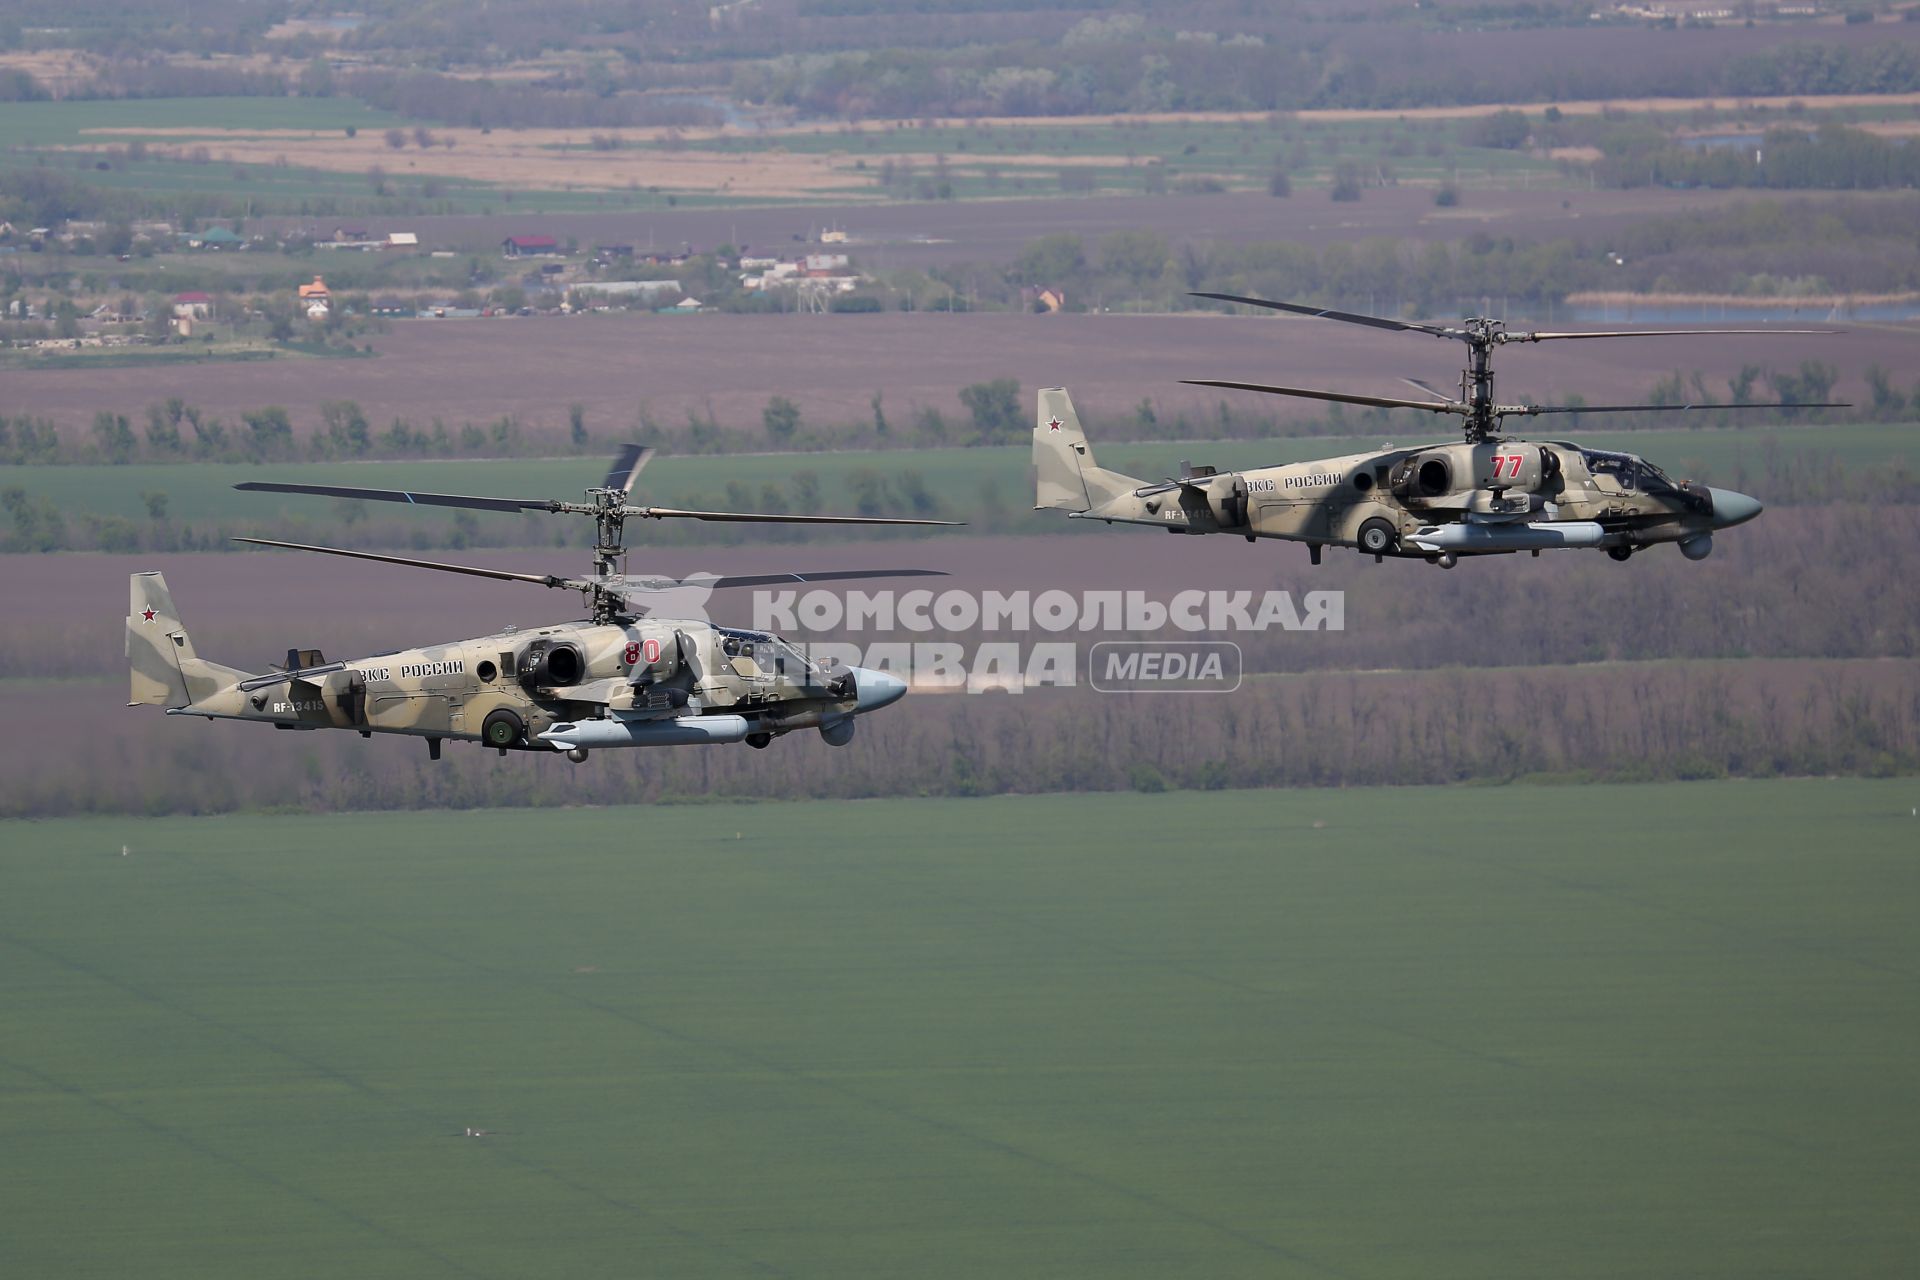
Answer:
1568, 300, 1920, 323
1678, 133, 1765, 151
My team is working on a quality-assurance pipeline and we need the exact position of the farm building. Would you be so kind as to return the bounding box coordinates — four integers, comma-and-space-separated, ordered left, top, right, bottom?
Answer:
503, 235, 562, 258
568, 280, 683, 306
187, 226, 245, 251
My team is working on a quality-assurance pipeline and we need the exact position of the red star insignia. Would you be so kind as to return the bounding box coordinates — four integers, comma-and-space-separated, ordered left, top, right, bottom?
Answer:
1047, 417, 1063, 432
141, 608, 157, 622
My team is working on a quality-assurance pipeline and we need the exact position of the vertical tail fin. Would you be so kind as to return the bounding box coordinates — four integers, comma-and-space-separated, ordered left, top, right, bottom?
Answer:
127, 573, 245, 707
129, 573, 193, 707
1033, 388, 1141, 513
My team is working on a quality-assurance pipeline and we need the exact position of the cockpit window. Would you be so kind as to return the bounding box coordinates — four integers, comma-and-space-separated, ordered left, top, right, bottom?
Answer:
718, 627, 814, 676
1581, 449, 1673, 492
1635, 460, 1676, 492
765, 638, 817, 676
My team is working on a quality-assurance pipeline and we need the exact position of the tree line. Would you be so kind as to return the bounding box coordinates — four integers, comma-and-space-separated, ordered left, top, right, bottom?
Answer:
1, 347, 1908, 488
9, 657, 1912, 818
7, 5, 1915, 127
731, 34, 1920, 121
1589, 122, 1920, 192
7, 504, 1916, 684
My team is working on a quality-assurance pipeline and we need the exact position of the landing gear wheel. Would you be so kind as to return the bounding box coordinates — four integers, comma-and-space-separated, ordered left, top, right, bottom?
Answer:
1437, 553, 1458, 569
1607, 545, 1635, 562
746, 732, 772, 750
481, 708, 525, 751
1357, 518, 1398, 556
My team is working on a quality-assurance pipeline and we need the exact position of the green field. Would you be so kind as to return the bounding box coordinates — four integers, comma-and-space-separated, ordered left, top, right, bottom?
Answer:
8, 421, 1914, 546
0, 98, 793, 216
0, 99, 1564, 212
687, 116, 1572, 198
0, 98, 404, 149
2, 780, 1915, 1278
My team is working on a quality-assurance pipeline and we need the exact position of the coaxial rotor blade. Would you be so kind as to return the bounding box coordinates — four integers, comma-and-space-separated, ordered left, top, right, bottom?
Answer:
1399, 376, 1454, 403
1504, 327, 1838, 343
233, 537, 572, 587
1508, 401, 1850, 415
234, 481, 558, 513
1183, 378, 1467, 414
601, 443, 654, 496
1189, 292, 1464, 339
614, 568, 949, 592
624, 506, 961, 526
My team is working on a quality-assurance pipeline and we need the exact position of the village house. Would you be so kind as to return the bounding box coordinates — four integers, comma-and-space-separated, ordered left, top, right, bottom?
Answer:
172, 291, 212, 320
1021, 285, 1068, 313
740, 252, 864, 294
298, 275, 332, 320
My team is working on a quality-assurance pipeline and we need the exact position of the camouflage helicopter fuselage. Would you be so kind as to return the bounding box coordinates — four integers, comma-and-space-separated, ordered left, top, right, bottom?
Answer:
1033, 296, 1841, 565
127, 444, 948, 761
128, 573, 905, 761
1034, 388, 1764, 567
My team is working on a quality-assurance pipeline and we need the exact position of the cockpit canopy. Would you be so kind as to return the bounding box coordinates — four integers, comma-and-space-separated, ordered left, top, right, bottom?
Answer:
716, 627, 818, 677
1581, 449, 1676, 493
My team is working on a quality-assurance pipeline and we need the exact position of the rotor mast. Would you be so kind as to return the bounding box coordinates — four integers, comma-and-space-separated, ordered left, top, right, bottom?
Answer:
1464, 320, 1497, 443
587, 484, 628, 623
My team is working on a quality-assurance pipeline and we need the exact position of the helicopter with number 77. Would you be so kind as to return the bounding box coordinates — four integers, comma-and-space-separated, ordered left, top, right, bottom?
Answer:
1035, 294, 1846, 568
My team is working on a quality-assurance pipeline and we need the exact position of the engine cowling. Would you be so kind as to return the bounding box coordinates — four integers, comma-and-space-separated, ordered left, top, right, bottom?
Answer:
517, 638, 586, 689
1390, 450, 1457, 507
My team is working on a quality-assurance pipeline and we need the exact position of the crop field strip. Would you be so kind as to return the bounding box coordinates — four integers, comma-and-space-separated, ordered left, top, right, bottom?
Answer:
687, 113, 1568, 196
16, 310, 1917, 451
3, 422, 1913, 546
0, 96, 1568, 206
2, 781, 1915, 1278
11, 93, 1918, 214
